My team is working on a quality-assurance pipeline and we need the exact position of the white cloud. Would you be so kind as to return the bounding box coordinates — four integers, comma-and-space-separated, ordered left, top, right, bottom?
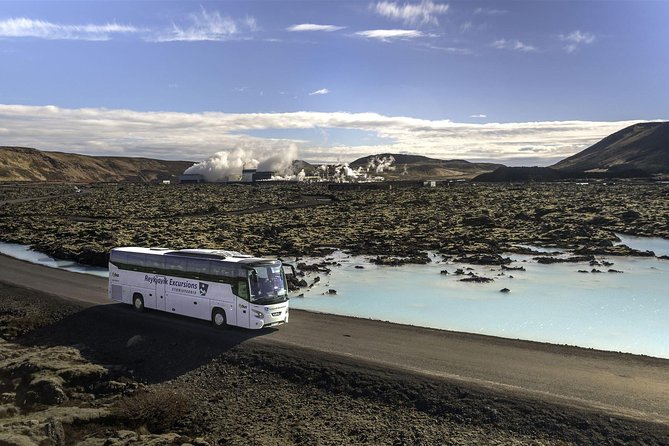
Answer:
0, 104, 651, 166
356, 29, 425, 41
470, 114, 487, 118
474, 7, 507, 15
309, 88, 330, 96
0, 11, 260, 43
150, 8, 255, 42
244, 16, 259, 32
460, 21, 473, 33
373, 1, 449, 26
423, 44, 472, 54
286, 24, 346, 32
492, 38, 537, 52
559, 30, 595, 53
560, 30, 595, 44
0, 17, 138, 41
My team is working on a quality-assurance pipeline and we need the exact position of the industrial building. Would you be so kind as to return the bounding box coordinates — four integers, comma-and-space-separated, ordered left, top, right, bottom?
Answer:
179, 174, 206, 184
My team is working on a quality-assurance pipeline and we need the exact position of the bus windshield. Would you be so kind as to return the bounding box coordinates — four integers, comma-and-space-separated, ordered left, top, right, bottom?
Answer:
249, 264, 288, 304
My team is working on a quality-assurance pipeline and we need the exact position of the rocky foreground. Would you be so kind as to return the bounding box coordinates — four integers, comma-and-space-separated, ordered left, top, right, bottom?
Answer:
2, 280, 669, 445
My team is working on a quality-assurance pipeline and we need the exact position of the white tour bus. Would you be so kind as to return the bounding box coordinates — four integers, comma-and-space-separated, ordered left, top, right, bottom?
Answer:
108, 247, 290, 329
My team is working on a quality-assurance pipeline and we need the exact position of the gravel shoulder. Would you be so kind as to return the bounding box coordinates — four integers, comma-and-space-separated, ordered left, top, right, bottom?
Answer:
2, 280, 669, 445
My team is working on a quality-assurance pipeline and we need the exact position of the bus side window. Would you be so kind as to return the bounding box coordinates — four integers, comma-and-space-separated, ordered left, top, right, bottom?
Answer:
164, 257, 185, 275
187, 258, 211, 279
211, 264, 231, 284
110, 250, 127, 267
146, 257, 164, 274
126, 253, 146, 272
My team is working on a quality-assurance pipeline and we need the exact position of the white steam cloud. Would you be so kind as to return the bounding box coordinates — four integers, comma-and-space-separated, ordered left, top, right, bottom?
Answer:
184, 144, 298, 182
367, 155, 396, 173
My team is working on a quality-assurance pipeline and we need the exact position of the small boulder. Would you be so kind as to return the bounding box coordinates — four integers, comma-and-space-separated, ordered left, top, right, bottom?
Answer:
501, 265, 525, 271
44, 417, 65, 446
0, 403, 19, 418
125, 335, 145, 348
460, 274, 494, 283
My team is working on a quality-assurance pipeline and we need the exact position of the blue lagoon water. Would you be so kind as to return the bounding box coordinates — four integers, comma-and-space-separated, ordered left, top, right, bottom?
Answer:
1, 240, 667, 358
0, 242, 108, 277
616, 233, 669, 257
291, 249, 669, 359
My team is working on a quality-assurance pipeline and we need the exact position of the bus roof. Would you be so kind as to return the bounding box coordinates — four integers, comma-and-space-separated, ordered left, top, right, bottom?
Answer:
111, 247, 276, 264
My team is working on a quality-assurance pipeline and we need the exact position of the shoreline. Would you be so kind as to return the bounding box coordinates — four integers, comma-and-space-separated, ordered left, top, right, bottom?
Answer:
1, 249, 668, 361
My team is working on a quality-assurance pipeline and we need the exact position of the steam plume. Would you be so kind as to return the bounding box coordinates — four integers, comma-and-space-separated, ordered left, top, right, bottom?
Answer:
184, 144, 298, 181
366, 155, 396, 173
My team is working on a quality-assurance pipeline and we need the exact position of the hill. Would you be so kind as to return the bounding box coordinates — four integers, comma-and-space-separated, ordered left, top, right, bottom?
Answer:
350, 153, 503, 180
551, 122, 669, 174
0, 146, 193, 183
291, 159, 317, 175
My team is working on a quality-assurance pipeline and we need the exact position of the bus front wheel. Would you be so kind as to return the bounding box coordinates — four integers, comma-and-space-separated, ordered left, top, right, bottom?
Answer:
212, 309, 227, 328
132, 294, 145, 312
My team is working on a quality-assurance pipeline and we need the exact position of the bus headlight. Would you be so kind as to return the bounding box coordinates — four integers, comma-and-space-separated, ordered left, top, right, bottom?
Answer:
252, 310, 264, 319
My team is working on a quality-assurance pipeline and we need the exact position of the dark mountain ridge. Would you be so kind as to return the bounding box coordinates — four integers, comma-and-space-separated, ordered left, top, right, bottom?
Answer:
475, 122, 668, 182
0, 146, 193, 183
350, 153, 503, 180
551, 122, 669, 174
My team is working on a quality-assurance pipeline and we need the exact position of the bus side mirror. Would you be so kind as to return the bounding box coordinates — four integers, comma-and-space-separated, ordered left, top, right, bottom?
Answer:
283, 264, 297, 278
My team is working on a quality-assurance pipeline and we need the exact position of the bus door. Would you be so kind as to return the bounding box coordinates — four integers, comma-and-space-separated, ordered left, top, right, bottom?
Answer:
155, 276, 167, 312
233, 275, 251, 328
236, 297, 250, 329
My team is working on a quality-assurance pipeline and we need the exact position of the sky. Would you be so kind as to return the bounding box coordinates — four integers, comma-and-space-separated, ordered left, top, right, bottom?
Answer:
0, 0, 667, 166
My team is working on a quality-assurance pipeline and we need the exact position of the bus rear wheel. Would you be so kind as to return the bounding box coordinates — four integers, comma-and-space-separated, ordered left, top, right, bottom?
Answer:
132, 294, 145, 312
212, 309, 227, 328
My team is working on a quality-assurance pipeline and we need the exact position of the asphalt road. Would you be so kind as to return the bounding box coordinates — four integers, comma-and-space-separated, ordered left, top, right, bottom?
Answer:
1, 252, 668, 424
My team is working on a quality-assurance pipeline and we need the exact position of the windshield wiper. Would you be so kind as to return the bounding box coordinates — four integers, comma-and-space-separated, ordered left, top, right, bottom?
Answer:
253, 295, 287, 305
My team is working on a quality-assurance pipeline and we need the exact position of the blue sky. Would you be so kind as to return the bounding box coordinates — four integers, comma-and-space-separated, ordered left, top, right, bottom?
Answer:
0, 0, 667, 165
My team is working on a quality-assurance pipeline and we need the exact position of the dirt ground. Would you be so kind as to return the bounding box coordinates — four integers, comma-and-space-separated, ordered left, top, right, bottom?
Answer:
2, 281, 668, 445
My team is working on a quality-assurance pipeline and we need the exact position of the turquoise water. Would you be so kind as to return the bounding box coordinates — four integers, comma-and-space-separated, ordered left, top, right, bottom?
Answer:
290, 248, 669, 359
1, 240, 668, 358
0, 242, 108, 277
615, 233, 669, 256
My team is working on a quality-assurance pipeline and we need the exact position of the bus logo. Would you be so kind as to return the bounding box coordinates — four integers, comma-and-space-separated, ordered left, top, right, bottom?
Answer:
199, 282, 209, 296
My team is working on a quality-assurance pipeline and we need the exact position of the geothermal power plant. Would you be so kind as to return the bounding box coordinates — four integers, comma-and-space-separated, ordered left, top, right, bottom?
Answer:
179, 149, 399, 184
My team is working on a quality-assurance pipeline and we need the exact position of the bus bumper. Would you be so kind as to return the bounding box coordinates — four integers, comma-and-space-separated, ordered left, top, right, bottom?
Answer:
253, 308, 289, 329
